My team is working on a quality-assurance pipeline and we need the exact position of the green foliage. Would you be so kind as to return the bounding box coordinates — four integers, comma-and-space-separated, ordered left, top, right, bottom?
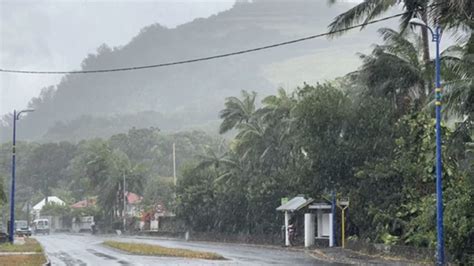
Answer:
178, 74, 473, 262
71, 205, 100, 220
0, 129, 220, 230
0, 1, 472, 262
41, 202, 71, 217
0, 175, 6, 204
142, 176, 175, 210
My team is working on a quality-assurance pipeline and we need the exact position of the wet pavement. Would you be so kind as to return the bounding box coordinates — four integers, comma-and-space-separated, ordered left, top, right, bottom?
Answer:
35, 233, 334, 265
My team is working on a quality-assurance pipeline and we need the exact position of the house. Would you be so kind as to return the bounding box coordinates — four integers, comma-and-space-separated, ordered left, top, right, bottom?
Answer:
125, 191, 143, 217
32, 196, 68, 232
32, 196, 65, 220
71, 198, 96, 209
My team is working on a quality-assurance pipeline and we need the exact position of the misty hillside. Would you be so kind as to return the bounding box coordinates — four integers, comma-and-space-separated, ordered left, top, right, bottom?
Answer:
0, 0, 394, 142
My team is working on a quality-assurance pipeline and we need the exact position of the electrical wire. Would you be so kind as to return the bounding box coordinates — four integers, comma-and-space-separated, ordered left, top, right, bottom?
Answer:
0, 11, 414, 75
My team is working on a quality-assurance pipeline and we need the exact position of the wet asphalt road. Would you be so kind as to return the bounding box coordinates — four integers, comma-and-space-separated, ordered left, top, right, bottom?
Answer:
36, 233, 331, 265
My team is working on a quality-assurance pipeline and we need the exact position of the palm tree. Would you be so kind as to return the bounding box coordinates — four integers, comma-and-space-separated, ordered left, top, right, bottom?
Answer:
440, 40, 474, 120
355, 28, 428, 112
433, 0, 473, 35
219, 90, 257, 134
328, 0, 432, 65
328, 0, 473, 62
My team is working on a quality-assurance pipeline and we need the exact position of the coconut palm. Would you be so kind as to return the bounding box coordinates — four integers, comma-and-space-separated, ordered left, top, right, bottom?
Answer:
97, 149, 144, 222
328, 0, 432, 65
355, 28, 429, 112
432, 0, 473, 35
219, 90, 257, 134
440, 40, 474, 120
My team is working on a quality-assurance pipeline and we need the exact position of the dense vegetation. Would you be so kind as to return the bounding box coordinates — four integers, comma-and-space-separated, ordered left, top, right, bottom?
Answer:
175, 1, 473, 263
0, 0, 472, 264
0, 129, 221, 225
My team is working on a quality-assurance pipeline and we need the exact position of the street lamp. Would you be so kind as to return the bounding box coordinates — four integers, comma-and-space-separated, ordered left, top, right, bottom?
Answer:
409, 18, 444, 265
9, 109, 34, 243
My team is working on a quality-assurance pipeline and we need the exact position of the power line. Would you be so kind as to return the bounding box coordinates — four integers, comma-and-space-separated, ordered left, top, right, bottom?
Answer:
0, 12, 407, 75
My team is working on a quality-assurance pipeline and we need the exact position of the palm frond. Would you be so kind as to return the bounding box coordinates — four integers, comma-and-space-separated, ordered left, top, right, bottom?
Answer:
328, 0, 397, 35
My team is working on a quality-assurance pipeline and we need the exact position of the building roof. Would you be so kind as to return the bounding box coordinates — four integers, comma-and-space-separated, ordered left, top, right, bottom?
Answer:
71, 198, 96, 209
308, 202, 332, 210
126, 192, 142, 204
33, 196, 65, 210
70, 193, 142, 208
276, 196, 313, 212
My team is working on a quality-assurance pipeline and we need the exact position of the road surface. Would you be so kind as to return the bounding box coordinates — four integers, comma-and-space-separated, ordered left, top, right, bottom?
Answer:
36, 233, 334, 265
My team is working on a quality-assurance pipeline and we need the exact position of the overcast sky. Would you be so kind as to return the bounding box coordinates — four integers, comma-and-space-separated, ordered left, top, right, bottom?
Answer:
0, 0, 238, 116
0, 0, 369, 117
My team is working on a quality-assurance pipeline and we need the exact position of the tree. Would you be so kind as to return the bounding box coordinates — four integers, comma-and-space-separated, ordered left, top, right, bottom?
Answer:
441, 41, 474, 121
0, 175, 6, 204
68, 140, 144, 224
355, 28, 429, 112
41, 202, 71, 217
219, 90, 257, 134
20, 142, 77, 199
328, 0, 432, 65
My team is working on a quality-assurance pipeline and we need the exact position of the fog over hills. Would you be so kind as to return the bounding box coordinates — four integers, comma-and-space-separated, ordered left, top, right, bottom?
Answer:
0, 0, 395, 142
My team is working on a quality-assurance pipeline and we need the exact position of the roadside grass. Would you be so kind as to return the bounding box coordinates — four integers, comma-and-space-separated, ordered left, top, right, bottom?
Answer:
0, 254, 46, 265
0, 238, 43, 253
103, 240, 225, 260
0, 238, 46, 265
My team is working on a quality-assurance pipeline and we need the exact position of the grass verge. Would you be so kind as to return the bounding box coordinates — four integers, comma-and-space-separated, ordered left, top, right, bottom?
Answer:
0, 254, 47, 266
103, 240, 225, 260
0, 238, 46, 265
0, 238, 43, 253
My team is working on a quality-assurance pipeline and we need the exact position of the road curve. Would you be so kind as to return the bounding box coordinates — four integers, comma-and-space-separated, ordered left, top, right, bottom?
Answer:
35, 233, 333, 265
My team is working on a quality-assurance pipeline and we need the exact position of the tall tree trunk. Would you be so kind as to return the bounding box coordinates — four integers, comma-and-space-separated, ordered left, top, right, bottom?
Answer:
420, 9, 431, 65
420, 9, 432, 102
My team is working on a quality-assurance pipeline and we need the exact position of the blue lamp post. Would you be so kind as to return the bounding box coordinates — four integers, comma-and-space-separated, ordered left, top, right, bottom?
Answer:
409, 18, 444, 265
9, 109, 34, 243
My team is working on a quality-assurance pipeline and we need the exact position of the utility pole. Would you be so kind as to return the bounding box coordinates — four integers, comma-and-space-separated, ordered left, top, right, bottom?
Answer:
173, 143, 176, 186
26, 201, 30, 229
123, 173, 126, 232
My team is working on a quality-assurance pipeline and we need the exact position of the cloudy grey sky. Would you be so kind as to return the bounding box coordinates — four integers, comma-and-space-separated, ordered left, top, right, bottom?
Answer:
0, 0, 237, 116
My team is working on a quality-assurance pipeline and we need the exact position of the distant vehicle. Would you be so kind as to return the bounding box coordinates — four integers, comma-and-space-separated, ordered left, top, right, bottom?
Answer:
15, 220, 32, 236
32, 219, 50, 235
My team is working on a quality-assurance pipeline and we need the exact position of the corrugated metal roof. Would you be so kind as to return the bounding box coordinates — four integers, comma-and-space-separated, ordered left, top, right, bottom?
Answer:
276, 196, 313, 211
308, 202, 332, 209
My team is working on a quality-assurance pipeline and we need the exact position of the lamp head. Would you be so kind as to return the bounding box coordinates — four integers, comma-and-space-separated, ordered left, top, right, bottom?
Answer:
16, 109, 35, 120
409, 17, 427, 27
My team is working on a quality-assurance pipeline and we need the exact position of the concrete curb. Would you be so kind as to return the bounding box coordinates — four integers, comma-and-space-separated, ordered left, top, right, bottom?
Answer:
36, 239, 51, 266
0, 252, 42, 255
121, 234, 307, 253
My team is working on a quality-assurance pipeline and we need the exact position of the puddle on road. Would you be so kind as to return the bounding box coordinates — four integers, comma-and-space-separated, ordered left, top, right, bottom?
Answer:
51, 251, 87, 266
86, 249, 132, 265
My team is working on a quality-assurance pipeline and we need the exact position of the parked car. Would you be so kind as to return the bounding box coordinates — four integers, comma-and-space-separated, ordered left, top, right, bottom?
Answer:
32, 219, 50, 235
15, 220, 32, 236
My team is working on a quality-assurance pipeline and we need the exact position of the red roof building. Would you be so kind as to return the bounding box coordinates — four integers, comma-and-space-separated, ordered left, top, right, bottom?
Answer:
71, 198, 97, 209
125, 192, 143, 204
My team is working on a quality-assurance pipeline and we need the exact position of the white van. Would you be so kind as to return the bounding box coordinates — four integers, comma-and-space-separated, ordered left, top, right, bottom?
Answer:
33, 219, 50, 235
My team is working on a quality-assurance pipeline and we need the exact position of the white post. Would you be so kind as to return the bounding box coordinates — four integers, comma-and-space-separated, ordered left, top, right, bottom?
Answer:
284, 211, 290, 246
317, 210, 323, 238
304, 213, 315, 247
329, 213, 334, 247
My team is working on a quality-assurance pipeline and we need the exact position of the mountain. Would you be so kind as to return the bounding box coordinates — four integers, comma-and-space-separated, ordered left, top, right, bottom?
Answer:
0, 0, 395, 142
